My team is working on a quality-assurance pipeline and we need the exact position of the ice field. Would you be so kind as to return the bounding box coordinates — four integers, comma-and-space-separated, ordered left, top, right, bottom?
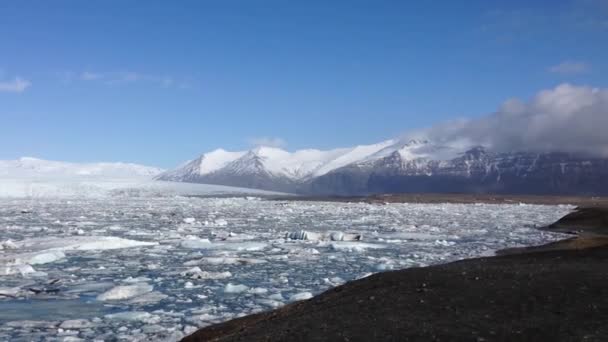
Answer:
0, 195, 572, 341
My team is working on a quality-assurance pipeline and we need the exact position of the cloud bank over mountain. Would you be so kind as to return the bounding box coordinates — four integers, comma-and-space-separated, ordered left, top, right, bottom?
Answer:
415, 84, 608, 157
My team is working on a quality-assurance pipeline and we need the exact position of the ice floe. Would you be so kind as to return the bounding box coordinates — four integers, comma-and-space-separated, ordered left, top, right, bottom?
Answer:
286, 230, 362, 241
224, 283, 249, 294
289, 292, 313, 301
180, 267, 232, 280
96, 283, 154, 301
0, 196, 572, 341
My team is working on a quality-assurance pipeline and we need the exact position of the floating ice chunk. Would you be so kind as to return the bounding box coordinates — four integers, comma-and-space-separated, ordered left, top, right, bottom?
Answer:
0, 250, 64, 276
4, 320, 57, 328
434, 240, 456, 247
180, 238, 268, 251
128, 291, 168, 304
0, 286, 21, 297
10, 236, 157, 252
65, 281, 115, 294
221, 242, 268, 251
248, 287, 268, 294
123, 276, 152, 283
257, 299, 283, 308
323, 277, 345, 286
357, 272, 374, 280
212, 231, 255, 241
183, 325, 198, 335
289, 292, 313, 301
224, 283, 249, 294
188, 313, 221, 324
180, 267, 232, 280
180, 266, 202, 277
59, 319, 95, 329
1, 264, 36, 276
104, 311, 159, 323
188, 257, 267, 265
141, 324, 165, 334
286, 230, 362, 241
286, 230, 322, 241
61, 337, 84, 342
330, 232, 362, 241
214, 219, 228, 226
183, 217, 196, 224
329, 242, 386, 252
28, 251, 65, 265
268, 293, 285, 301
96, 283, 153, 301
375, 263, 394, 271
180, 237, 212, 249
1, 240, 18, 250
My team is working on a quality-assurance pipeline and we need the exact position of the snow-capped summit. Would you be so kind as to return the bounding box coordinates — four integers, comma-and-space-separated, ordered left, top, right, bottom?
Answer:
359, 139, 458, 163
158, 149, 245, 182
155, 140, 397, 190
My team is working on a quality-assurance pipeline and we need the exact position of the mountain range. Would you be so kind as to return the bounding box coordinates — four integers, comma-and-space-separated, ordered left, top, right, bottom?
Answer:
156, 139, 608, 196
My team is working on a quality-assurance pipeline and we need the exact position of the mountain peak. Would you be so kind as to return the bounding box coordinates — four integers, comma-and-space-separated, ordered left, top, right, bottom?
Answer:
250, 145, 289, 156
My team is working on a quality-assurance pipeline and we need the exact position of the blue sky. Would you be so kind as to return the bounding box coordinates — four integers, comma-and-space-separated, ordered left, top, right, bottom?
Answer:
1, 0, 607, 168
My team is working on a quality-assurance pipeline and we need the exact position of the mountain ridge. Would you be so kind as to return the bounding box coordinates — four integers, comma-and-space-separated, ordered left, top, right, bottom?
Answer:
157, 140, 608, 195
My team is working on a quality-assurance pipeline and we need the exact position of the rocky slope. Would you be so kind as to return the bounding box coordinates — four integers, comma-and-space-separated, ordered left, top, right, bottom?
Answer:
311, 146, 608, 195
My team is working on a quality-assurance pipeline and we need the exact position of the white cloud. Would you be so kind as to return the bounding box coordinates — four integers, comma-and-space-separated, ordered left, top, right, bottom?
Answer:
416, 83, 608, 156
0, 77, 31, 93
548, 61, 590, 75
80, 71, 103, 81
248, 137, 287, 148
115, 71, 140, 82
64, 70, 183, 88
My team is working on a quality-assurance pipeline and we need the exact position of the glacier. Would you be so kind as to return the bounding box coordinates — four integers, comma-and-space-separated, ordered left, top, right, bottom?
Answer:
0, 157, 284, 198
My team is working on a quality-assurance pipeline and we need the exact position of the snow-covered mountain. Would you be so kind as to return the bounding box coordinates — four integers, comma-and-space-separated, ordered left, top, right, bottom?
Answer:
159, 140, 608, 195
157, 139, 468, 188
155, 141, 396, 192
311, 143, 608, 195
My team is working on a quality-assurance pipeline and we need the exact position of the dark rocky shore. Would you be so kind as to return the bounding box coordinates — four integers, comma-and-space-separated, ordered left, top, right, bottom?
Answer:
182, 206, 608, 342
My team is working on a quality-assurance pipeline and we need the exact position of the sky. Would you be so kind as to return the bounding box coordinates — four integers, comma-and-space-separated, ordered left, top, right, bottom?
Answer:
1, 0, 607, 168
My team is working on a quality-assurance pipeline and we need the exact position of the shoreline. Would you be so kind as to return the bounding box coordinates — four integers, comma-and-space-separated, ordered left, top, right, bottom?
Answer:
266, 193, 608, 206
